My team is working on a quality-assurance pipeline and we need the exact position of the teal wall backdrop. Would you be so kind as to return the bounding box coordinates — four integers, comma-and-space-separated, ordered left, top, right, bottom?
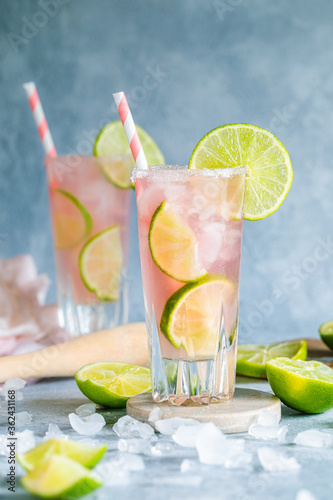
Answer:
1, 0, 333, 343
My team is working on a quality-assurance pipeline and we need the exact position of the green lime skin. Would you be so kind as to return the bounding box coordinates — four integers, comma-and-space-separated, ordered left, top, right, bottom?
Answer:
319, 321, 333, 350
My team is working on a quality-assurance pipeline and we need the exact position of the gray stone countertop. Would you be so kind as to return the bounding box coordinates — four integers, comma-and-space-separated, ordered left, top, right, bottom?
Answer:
1, 377, 333, 500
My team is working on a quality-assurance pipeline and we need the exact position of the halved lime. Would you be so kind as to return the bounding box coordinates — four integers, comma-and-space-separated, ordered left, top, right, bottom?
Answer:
17, 439, 106, 472
160, 274, 236, 360
99, 156, 132, 189
79, 226, 123, 301
266, 358, 333, 414
237, 340, 307, 378
20, 454, 102, 500
52, 190, 92, 249
149, 201, 206, 282
75, 362, 151, 408
319, 321, 333, 350
94, 120, 165, 167
189, 124, 293, 220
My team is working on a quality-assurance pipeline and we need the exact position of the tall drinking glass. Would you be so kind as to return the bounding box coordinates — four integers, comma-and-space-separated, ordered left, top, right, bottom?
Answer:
45, 155, 132, 336
133, 166, 246, 405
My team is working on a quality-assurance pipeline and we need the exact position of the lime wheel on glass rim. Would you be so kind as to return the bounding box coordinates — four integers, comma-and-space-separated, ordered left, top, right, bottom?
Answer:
189, 123, 293, 220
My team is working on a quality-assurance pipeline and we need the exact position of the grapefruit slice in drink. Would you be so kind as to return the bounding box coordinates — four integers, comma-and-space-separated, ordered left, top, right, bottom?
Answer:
79, 225, 123, 301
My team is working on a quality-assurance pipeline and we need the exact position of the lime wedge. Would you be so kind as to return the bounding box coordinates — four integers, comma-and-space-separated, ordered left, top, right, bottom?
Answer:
189, 124, 293, 220
237, 340, 307, 379
99, 156, 132, 189
160, 274, 236, 360
79, 225, 123, 301
17, 439, 106, 472
149, 201, 206, 282
52, 189, 92, 249
319, 321, 333, 350
75, 362, 151, 408
94, 120, 165, 167
21, 454, 102, 500
266, 358, 333, 414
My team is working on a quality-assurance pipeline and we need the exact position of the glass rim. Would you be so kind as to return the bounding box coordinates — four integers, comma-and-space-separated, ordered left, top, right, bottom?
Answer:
131, 165, 247, 180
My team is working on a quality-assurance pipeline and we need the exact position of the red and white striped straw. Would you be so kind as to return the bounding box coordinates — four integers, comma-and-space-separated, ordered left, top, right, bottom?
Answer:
113, 91, 148, 170
23, 82, 57, 158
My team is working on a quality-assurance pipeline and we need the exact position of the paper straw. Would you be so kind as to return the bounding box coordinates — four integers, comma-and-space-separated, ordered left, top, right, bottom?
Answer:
113, 91, 148, 170
23, 82, 57, 158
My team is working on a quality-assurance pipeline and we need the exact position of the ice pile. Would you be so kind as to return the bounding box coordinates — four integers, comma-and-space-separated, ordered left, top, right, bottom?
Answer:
113, 416, 154, 440
155, 417, 199, 436
68, 412, 105, 436
294, 429, 333, 448
257, 447, 300, 472
248, 410, 288, 442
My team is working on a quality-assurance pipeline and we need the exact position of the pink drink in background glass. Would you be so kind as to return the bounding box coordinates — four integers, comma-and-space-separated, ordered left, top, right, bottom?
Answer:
133, 165, 246, 405
45, 155, 131, 336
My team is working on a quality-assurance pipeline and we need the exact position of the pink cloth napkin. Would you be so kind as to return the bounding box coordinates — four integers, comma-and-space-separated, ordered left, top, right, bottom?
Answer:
0, 255, 69, 358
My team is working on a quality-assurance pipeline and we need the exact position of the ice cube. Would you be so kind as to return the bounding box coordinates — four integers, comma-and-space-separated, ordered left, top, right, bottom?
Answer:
155, 417, 199, 436
118, 438, 152, 455
44, 423, 66, 441
164, 185, 187, 204
75, 403, 96, 417
295, 489, 317, 500
257, 410, 280, 427
151, 440, 175, 456
113, 416, 154, 440
68, 412, 105, 436
197, 222, 225, 267
17, 430, 35, 453
172, 424, 203, 448
180, 459, 198, 473
248, 424, 288, 442
257, 447, 301, 472
196, 422, 227, 465
2, 378, 26, 392
16, 411, 32, 426
148, 407, 161, 423
294, 429, 333, 448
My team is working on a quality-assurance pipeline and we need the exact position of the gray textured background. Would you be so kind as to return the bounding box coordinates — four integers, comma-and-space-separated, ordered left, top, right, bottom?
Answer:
1, 0, 332, 343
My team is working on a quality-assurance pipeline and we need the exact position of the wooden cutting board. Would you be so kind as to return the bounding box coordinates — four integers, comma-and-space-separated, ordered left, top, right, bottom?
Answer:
305, 338, 333, 367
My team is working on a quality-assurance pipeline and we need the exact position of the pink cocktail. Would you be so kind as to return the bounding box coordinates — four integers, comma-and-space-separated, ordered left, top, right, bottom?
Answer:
45, 155, 131, 336
133, 166, 246, 405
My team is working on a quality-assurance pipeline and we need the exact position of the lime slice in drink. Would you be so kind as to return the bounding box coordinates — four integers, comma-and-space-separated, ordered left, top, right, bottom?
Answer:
52, 189, 92, 249
266, 358, 333, 414
79, 225, 123, 301
20, 454, 102, 500
149, 201, 206, 282
189, 124, 293, 220
237, 340, 307, 379
319, 321, 333, 350
75, 362, 151, 408
17, 439, 106, 472
99, 156, 132, 189
160, 275, 236, 359
94, 120, 165, 167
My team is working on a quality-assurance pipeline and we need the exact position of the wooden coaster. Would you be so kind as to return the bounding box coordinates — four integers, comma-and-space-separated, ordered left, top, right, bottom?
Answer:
127, 388, 281, 433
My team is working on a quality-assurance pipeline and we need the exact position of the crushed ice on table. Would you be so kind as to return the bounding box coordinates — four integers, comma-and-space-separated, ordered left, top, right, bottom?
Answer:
95, 460, 129, 486
294, 429, 333, 448
44, 423, 67, 441
151, 440, 175, 456
2, 378, 26, 393
118, 438, 152, 455
248, 424, 288, 442
148, 407, 162, 423
75, 403, 96, 417
155, 417, 199, 436
16, 411, 32, 426
257, 447, 301, 472
17, 430, 35, 453
196, 422, 251, 467
295, 489, 317, 500
113, 416, 154, 440
173, 424, 203, 448
257, 410, 280, 427
68, 412, 105, 436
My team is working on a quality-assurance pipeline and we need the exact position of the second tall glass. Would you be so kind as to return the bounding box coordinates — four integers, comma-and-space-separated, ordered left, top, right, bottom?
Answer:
133, 166, 246, 405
